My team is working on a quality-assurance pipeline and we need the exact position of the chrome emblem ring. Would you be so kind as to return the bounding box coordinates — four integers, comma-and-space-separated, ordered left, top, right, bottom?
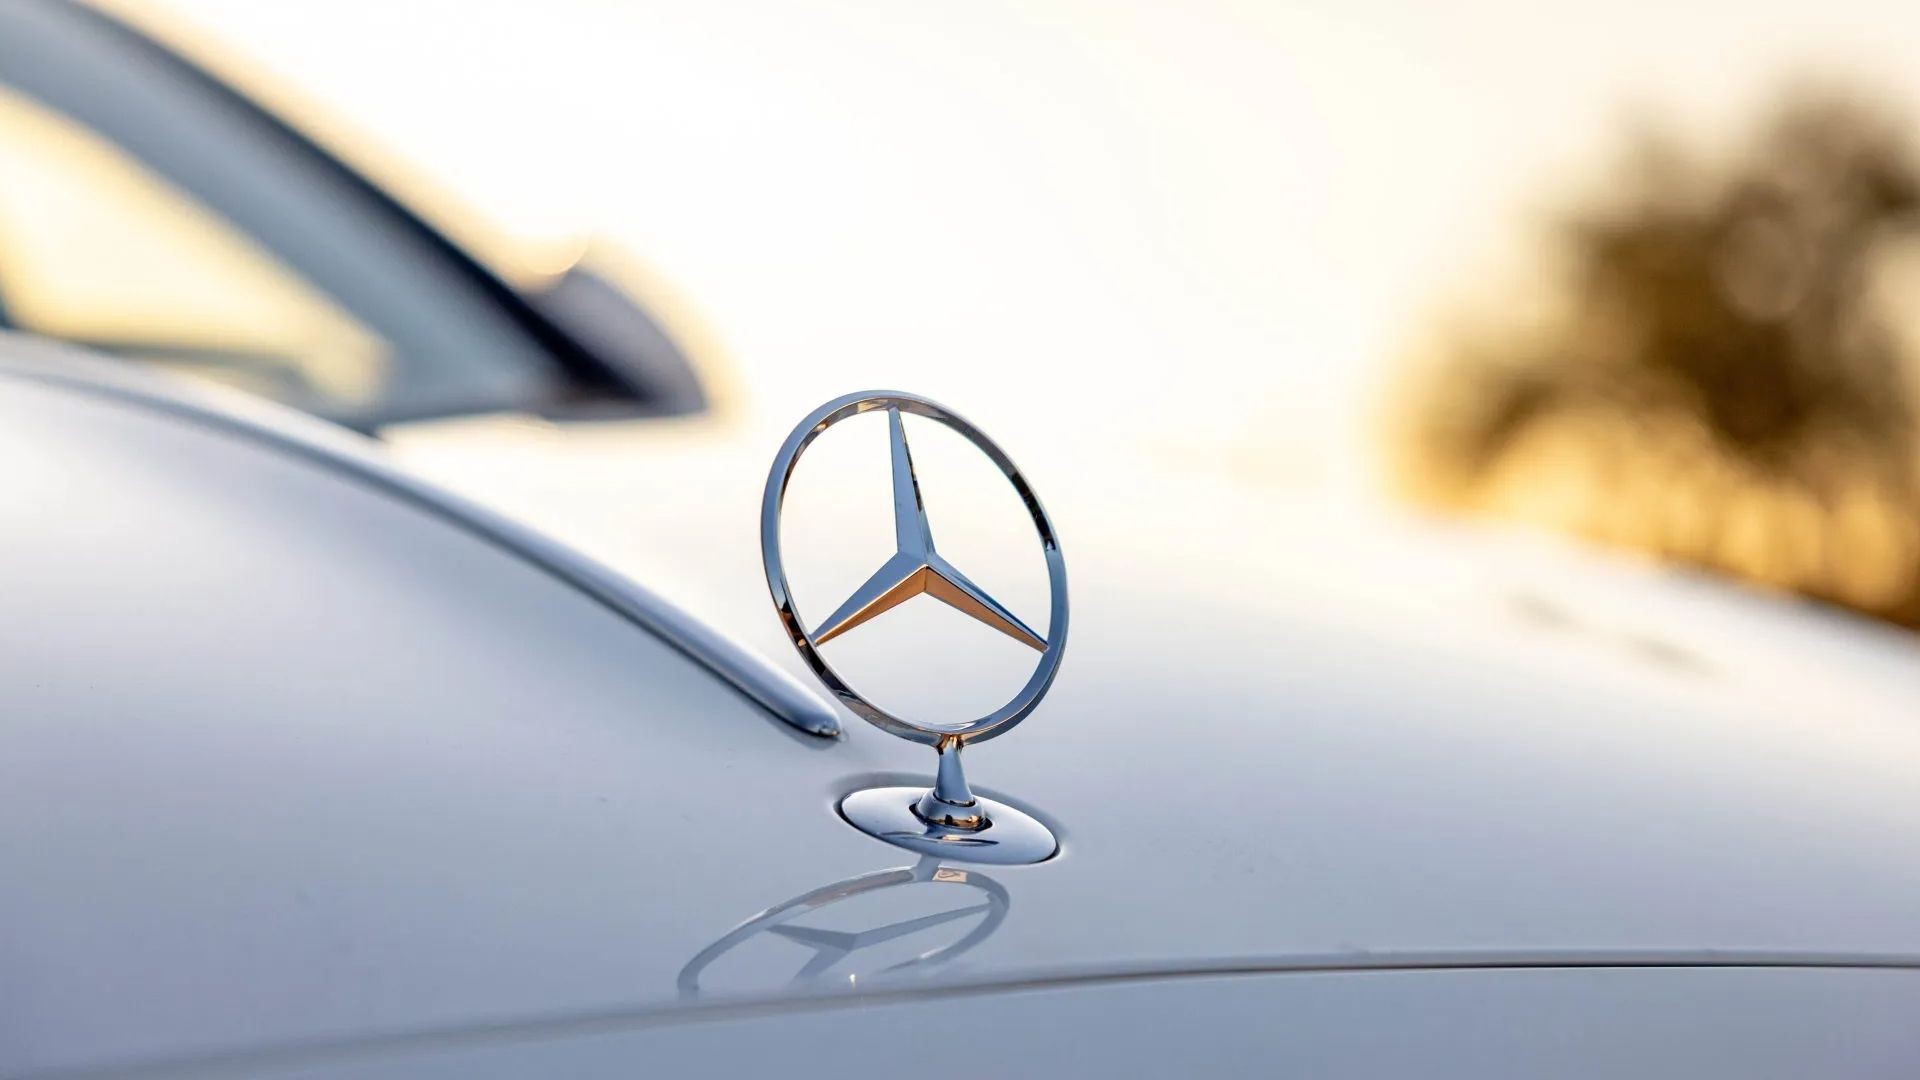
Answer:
760, 390, 1069, 746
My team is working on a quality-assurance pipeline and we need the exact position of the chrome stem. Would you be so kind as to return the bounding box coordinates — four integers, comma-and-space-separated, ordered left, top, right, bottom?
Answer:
914, 736, 986, 830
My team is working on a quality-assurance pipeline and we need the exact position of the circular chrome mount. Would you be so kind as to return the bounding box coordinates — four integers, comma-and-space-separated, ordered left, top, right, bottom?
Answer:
839, 771, 1059, 866
762, 391, 1067, 865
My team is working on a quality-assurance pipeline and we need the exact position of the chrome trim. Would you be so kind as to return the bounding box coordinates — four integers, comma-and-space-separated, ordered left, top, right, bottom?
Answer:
0, 340, 841, 738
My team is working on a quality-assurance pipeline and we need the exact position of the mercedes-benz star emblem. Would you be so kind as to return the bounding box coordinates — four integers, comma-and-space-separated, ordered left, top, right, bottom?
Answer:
762, 390, 1066, 865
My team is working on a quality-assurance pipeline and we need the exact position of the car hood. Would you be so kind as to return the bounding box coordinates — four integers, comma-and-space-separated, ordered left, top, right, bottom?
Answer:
383, 410, 1920, 971
8, 357, 1920, 1075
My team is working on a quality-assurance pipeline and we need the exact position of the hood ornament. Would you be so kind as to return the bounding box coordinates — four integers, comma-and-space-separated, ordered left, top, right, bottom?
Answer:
762, 391, 1066, 864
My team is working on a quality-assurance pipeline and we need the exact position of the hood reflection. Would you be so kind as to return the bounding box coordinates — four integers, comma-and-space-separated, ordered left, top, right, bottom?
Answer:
678, 856, 1009, 999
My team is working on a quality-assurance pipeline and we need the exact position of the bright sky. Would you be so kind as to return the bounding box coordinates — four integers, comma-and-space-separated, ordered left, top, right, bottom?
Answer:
141, 0, 1920, 493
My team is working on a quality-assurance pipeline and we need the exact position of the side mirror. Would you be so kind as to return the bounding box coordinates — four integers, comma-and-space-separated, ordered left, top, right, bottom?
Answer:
521, 254, 709, 419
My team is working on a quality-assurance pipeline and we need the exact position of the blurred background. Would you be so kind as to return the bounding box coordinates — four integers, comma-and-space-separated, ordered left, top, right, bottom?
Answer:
11, 0, 1920, 642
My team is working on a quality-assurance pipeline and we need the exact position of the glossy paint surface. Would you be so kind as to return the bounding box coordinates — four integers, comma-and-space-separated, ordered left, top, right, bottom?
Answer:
6, 356, 1920, 1073
230, 968, 1920, 1078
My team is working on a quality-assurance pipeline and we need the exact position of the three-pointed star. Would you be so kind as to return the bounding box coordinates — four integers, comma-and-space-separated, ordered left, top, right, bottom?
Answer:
809, 408, 1046, 651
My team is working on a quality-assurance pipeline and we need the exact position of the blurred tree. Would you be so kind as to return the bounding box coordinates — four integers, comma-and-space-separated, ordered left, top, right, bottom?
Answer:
1393, 88, 1920, 628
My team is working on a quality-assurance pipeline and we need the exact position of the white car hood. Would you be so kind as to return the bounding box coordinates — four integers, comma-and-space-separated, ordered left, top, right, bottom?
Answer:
6, 356, 1920, 1075
381, 409, 1920, 971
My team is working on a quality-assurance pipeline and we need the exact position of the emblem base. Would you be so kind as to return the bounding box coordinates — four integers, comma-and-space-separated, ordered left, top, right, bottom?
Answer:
839, 787, 1058, 866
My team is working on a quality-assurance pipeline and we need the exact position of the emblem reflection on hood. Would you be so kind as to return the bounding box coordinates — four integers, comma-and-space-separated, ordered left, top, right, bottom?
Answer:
678, 857, 1009, 998
761, 391, 1067, 865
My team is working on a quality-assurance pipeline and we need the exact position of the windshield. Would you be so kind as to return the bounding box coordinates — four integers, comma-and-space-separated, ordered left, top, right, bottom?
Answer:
0, 1, 569, 428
